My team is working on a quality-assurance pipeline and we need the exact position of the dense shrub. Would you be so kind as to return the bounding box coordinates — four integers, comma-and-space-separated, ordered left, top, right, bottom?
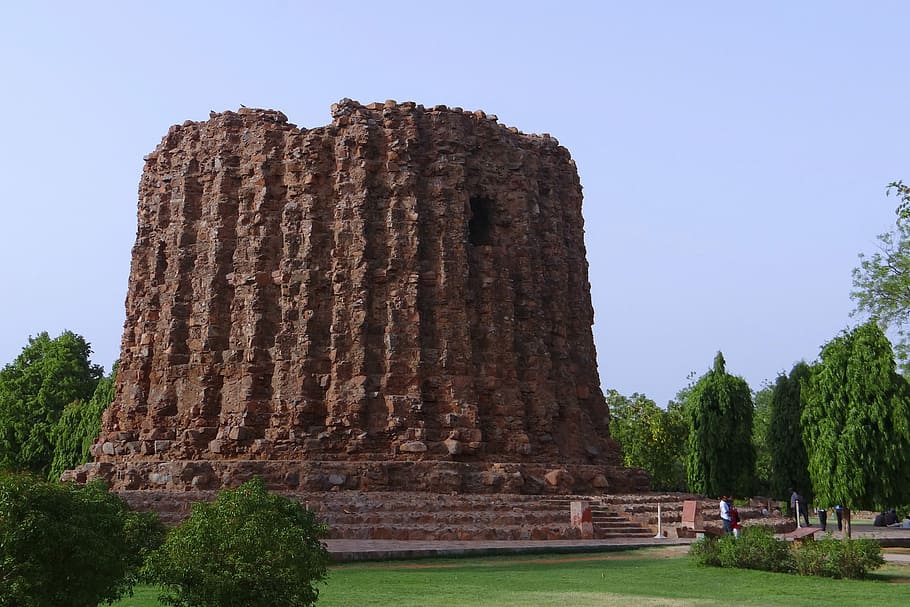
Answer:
689, 533, 722, 567
691, 526, 792, 573
721, 526, 793, 572
143, 477, 329, 607
792, 536, 885, 579
692, 527, 885, 580
0, 472, 164, 607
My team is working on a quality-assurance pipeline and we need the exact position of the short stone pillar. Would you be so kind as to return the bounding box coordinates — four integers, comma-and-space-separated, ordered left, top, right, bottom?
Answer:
571, 500, 594, 539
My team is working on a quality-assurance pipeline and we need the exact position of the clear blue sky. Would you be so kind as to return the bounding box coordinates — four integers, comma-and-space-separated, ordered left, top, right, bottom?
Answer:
1, 1, 906, 406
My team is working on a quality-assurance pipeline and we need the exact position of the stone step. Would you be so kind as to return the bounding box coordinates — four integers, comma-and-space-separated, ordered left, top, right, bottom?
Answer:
598, 531, 655, 539
327, 525, 577, 541
595, 525, 652, 533
321, 512, 570, 526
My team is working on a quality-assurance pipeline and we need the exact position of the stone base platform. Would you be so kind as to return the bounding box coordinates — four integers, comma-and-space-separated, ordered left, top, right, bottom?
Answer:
99, 488, 797, 543
64, 458, 649, 495
116, 490, 653, 541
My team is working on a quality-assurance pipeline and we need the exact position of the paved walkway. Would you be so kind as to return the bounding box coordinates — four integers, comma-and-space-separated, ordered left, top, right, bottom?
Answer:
326, 526, 910, 563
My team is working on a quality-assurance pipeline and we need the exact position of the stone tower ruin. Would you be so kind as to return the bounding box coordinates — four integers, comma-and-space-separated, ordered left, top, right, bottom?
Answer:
70, 100, 647, 494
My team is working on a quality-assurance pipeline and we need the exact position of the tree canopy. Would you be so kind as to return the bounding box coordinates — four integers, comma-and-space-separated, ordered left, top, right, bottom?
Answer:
49, 365, 117, 480
851, 180, 910, 370
768, 362, 812, 501
751, 382, 773, 496
802, 321, 910, 511
686, 352, 755, 497
606, 390, 687, 491
0, 332, 103, 476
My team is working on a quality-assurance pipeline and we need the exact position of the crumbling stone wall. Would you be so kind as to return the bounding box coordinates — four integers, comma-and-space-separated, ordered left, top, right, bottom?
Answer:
69, 100, 645, 494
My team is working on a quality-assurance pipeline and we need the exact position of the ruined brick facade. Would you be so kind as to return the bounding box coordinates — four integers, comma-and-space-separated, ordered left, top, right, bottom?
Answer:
68, 100, 647, 494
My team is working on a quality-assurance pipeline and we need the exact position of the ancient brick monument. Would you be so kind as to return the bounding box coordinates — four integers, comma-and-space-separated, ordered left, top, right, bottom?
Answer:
68, 100, 647, 495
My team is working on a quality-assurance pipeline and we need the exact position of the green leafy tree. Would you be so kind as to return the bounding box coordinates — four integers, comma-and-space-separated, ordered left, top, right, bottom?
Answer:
0, 332, 103, 476
802, 321, 910, 536
768, 362, 812, 501
0, 472, 164, 607
851, 181, 910, 371
751, 382, 773, 496
607, 390, 687, 491
686, 352, 755, 497
49, 365, 117, 480
143, 477, 329, 607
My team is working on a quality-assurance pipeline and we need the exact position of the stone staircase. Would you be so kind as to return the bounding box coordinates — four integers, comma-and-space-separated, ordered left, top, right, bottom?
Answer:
590, 504, 655, 538
540, 497, 658, 539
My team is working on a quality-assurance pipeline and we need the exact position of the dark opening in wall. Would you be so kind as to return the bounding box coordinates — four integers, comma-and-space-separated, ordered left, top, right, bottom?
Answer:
468, 196, 494, 246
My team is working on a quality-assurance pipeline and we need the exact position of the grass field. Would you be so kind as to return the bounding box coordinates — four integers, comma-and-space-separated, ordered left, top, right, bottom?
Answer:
110, 546, 910, 607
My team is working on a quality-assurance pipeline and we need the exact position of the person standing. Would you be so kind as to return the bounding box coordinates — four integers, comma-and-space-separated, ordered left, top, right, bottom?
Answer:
835, 505, 843, 531
720, 495, 732, 535
790, 490, 810, 526
817, 507, 827, 531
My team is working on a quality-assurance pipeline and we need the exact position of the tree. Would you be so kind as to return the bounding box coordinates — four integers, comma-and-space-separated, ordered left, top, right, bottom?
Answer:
143, 477, 329, 607
851, 181, 910, 371
0, 332, 103, 476
607, 390, 687, 491
686, 352, 755, 497
49, 365, 117, 480
0, 472, 164, 607
751, 382, 773, 496
768, 362, 812, 501
802, 321, 910, 536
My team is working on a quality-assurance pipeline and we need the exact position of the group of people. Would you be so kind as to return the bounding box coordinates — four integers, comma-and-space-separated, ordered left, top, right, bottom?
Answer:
789, 490, 846, 531
873, 508, 910, 528
719, 490, 910, 535
719, 491, 852, 536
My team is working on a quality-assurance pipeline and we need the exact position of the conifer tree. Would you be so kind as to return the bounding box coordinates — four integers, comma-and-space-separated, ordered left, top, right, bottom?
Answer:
768, 361, 812, 500
686, 352, 755, 497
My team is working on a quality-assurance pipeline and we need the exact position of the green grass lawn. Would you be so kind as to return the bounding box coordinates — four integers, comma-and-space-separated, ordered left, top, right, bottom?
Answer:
110, 546, 910, 607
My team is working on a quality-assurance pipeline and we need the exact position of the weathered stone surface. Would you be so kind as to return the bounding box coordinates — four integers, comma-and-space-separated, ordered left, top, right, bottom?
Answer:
68, 100, 646, 494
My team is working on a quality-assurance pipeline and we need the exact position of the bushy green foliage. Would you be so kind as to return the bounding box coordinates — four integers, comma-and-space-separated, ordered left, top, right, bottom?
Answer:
689, 532, 723, 567
724, 526, 794, 572
0, 472, 164, 607
691, 526, 792, 573
802, 321, 910, 511
143, 477, 329, 607
686, 352, 755, 497
49, 365, 117, 480
768, 362, 812, 500
792, 536, 884, 579
0, 331, 103, 476
691, 527, 882, 580
606, 390, 688, 491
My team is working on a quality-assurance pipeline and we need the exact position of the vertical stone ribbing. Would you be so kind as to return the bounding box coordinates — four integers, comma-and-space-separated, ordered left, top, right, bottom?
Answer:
181, 120, 244, 461
297, 133, 335, 432
360, 113, 392, 444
